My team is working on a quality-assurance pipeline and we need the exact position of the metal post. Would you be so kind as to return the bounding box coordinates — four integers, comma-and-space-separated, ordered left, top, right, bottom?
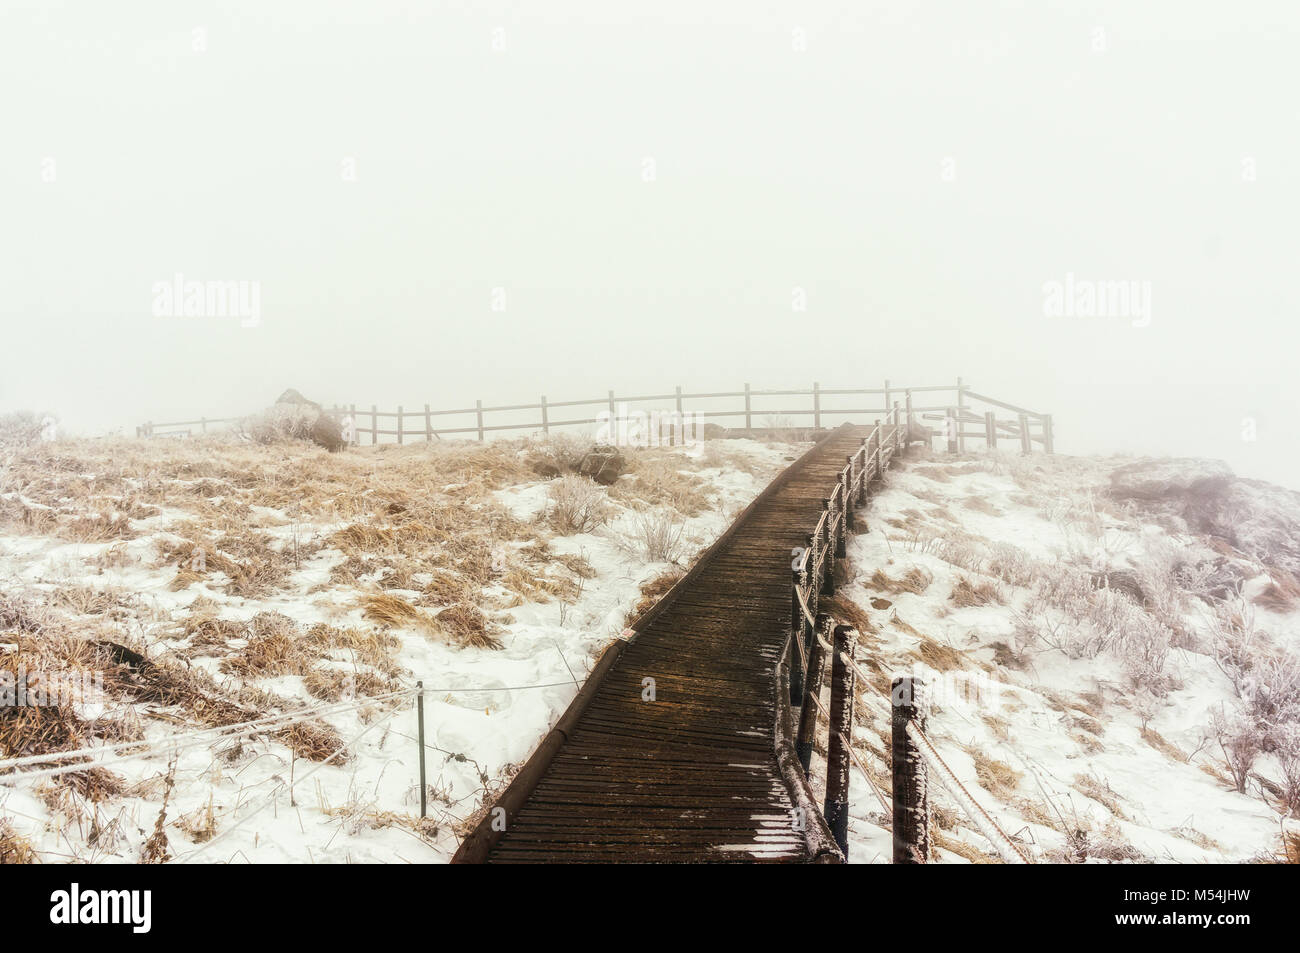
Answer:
824, 624, 857, 859
397, 405, 404, 445
371, 405, 378, 445
796, 614, 832, 776
425, 404, 433, 442
417, 680, 427, 819
891, 676, 929, 864
813, 381, 821, 430
476, 400, 485, 443
540, 395, 549, 435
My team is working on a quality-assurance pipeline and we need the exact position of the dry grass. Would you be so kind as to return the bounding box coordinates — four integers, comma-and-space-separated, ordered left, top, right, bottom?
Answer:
1140, 726, 1188, 762
358, 593, 442, 637
1255, 569, 1300, 612
968, 748, 1022, 798
933, 830, 1000, 863
0, 818, 38, 863
626, 570, 684, 625
1073, 774, 1130, 821
949, 575, 1002, 607
870, 567, 933, 595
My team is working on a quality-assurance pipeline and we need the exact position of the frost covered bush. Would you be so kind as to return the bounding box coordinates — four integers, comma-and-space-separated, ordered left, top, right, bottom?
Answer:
0, 411, 48, 449
628, 507, 687, 563
240, 404, 317, 444
545, 474, 608, 534
986, 541, 1037, 588
1271, 722, 1300, 817
1210, 705, 1264, 794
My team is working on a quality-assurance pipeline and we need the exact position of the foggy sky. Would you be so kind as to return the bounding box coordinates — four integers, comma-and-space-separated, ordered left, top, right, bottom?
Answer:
2, 1, 1297, 487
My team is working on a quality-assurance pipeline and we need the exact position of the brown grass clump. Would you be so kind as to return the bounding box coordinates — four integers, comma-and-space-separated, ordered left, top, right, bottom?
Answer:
820, 596, 879, 639
304, 623, 402, 675
968, 749, 1022, 798
962, 496, 1002, 516
913, 466, 953, 483
359, 593, 440, 636
1073, 774, 1130, 821
303, 669, 398, 702
0, 818, 38, 863
870, 567, 933, 595
1140, 726, 1188, 762
933, 830, 1000, 864
913, 635, 968, 672
220, 611, 319, 679
1255, 569, 1300, 612
626, 570, 684, 625
277, 721, 347, 762
610, 455, 712, 516
949, 575, 1002, 608
434, 603, 503, 650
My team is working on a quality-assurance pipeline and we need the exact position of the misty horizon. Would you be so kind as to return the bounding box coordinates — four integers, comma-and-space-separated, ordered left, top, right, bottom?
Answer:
2, 1, 1296, 488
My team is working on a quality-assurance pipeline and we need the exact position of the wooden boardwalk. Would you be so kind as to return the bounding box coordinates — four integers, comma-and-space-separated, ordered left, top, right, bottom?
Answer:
454, 423, 898, 863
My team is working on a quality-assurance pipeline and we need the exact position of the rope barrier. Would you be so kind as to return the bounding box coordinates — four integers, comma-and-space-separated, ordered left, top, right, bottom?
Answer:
0, 688, 418, 776
174, 703, 407, 864
0, 677, 581, 786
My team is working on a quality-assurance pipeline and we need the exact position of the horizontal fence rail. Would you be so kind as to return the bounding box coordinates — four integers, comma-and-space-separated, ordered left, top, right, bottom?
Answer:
137, 378, 1054, 454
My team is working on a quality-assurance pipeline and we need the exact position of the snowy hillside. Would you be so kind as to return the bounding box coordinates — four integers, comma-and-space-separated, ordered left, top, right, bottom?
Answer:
2, 433, 1297, 864
820, 450, 1300, 863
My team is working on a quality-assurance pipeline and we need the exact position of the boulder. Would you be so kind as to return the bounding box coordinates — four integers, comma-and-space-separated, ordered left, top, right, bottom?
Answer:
276, 388, 322, 411
1109, 458, 1233, 501
578, 445, 626, 485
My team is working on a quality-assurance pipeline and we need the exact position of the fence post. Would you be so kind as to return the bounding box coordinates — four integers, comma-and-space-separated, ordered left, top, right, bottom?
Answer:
894, 401, 903, 454
945, 407, 958, 454
789, 570, 806, 704
146, 420, 153, 438
200, 416, 207, 434
424, 404, 433, 442
905, 388, 913, 437
824, 623, 857, 859
891, 676, 930, 864
1041, 414, 1054, 454
417, 681, 427, 819
956, 376, 967, 453
844, 457, 856, 532
985, 411, 996, 449
349, 405, 357, 446
540, 395, 549, 436
607, 390, 616, 440
857, 439, 869, 504
813, 381, 821, 430
1018, 413, 1031, 455
797, 613, 832, 776
836, 476, 848, 557
820, 499, 835, 595
371, 405, 377, 445
397, 405, 404, 445
476, 400, 485, 443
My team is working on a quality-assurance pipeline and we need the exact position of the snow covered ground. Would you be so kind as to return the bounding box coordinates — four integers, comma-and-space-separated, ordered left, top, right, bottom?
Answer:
2, 434, 1297, 864
818, 449, 1299, 863
0, 434, 799, 863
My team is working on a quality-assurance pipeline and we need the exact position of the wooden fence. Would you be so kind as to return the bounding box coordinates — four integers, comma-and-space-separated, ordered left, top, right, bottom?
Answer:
136, 379, 1054, 453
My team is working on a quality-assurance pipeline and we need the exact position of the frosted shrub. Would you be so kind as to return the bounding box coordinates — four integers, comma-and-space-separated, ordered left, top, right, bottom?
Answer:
1271, 722, 1300, 817
546, 474, 608, 534
629, 507, 687, 563
1210, 705, 1264, 794
241, 405, 317, 444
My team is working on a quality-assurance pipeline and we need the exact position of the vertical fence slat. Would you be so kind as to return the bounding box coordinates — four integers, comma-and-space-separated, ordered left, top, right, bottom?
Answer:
813, 381, 821, 430
397, 405, 404, 445
891, 676, 930, 864
371, 405, 377, 445
796, 614, 831, 776
540, 395, 549, 435
425, 404, 433, 442
476, 400, 485, 443
824, 624, 857, 859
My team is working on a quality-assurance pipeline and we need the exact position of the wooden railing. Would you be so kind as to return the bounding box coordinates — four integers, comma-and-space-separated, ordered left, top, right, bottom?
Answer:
785, 411, 904, 859
136, 378, 1054, 451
